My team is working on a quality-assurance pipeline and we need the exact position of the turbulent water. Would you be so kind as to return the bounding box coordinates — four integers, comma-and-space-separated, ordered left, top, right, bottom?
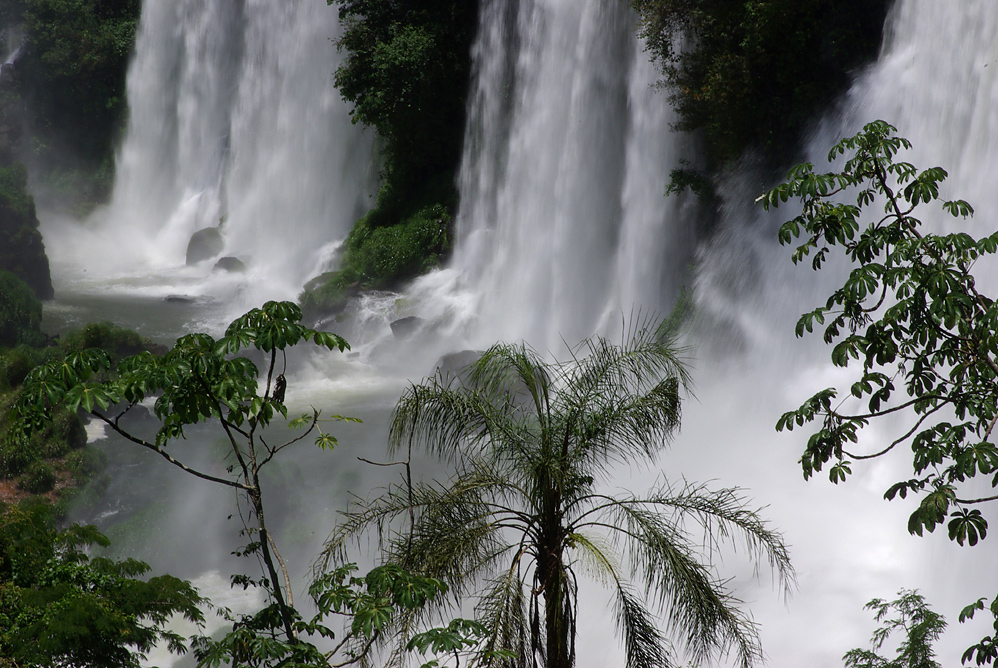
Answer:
34, 0, 998, 666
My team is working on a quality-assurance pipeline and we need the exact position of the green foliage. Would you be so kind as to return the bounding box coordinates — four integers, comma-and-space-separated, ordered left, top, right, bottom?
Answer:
326, 321, 793, 668
19, 0, 140, 167
193, 563, 489, 668
843, 590, 946, 668
631, 0, 890, 171
1, 344, 46, 389
322, 0, 474, 304
0, 500, 204, 667
330, 0, 477, 211
9, 301, 448, 666
0, 270, 44, 348
59, 320, 146, 359
300, 204, 452, 315
960, 596, 998, 666
0, 162, 35, 220
768, 120, 996, 529
62, 444, 107, 485
17, 459, 55, 493
768, 120, 998, 663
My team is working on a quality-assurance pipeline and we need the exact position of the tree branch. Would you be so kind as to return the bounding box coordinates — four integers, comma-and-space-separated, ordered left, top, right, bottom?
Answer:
95, 413, 251, 491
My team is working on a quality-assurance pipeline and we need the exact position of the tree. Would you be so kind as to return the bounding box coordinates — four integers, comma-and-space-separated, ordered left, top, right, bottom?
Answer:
324, 321, 794, 668
843, 590, 946, 668
764, 120, 998, 664
9, 300, 485, 668
20, 0, 140, 164
0, 500, 204, 667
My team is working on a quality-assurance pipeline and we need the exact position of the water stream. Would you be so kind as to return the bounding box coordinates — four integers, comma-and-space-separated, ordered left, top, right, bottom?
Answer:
35, 0, 998, 666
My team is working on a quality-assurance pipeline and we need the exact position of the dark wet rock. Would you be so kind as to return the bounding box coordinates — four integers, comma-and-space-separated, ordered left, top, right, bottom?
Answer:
390, 315, 424, 339
213, 256, 246, 273
186, 226, 224, 265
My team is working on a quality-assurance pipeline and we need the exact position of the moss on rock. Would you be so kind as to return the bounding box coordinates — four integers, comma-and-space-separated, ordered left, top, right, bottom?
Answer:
300, 203, 452, 318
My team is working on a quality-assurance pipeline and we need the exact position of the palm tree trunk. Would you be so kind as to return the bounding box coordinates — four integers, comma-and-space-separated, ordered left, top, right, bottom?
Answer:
539, 539, 571, 668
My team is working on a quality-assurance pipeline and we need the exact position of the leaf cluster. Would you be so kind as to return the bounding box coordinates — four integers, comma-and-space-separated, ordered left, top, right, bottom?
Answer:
768, 121, 998, 663
193, 562, 486, 668
843, 589, 945, 668
769, 120, 998, 534
0, 500, 204, 667
11, 301, 347, 455
630, 0, 890, 170
960, 596, 998, 666
329, 0, 477, 202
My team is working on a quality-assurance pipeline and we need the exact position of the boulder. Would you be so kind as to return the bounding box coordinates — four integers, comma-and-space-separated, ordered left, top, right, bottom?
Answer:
389, 315, 424, 340
186, 226, 224, 265
437, 350, 481, 381
213, 256, 246, 273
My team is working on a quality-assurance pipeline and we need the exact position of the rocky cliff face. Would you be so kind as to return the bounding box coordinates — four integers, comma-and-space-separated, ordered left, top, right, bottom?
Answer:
0, 161, 52, 300
0, 39, 52, 301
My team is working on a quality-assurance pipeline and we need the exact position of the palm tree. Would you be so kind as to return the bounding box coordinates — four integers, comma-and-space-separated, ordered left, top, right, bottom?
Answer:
325, 321, 794, 668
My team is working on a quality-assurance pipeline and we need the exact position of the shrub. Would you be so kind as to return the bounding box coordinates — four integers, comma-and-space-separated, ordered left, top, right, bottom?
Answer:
63, 445, 107, 485
0, 344, 45, 389
300, 204, 451, 316
60, 320, 144, 358
0, 434, 36, 477
17, 460, 55, 494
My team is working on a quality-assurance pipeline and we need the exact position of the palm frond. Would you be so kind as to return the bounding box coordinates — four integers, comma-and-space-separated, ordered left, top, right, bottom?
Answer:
615, 583, 674, 668
476, 565, 532, 668
389, 374, 539, 466
562, 375, 683, 477
566, 531, 621, 588
637, 481, 795, 594
596, 487, 790, 668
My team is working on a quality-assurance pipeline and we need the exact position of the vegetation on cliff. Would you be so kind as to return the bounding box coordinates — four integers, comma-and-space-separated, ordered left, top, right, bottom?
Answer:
302, 0, 477, 316
1, 0, 139, 210
631, 0, 891, 178
0, 163, 51, 299
0, 319, 161, 507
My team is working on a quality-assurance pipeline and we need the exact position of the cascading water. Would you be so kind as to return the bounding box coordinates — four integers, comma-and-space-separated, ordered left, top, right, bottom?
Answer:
407, 0, 698, 352
42, 0, 374, 328
34, 0, 998, 666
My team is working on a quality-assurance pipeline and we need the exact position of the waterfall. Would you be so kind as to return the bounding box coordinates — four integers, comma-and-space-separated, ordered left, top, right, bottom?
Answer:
44, 0, 373, 317
414, 0, 697, 352
35, 0, 998, 666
